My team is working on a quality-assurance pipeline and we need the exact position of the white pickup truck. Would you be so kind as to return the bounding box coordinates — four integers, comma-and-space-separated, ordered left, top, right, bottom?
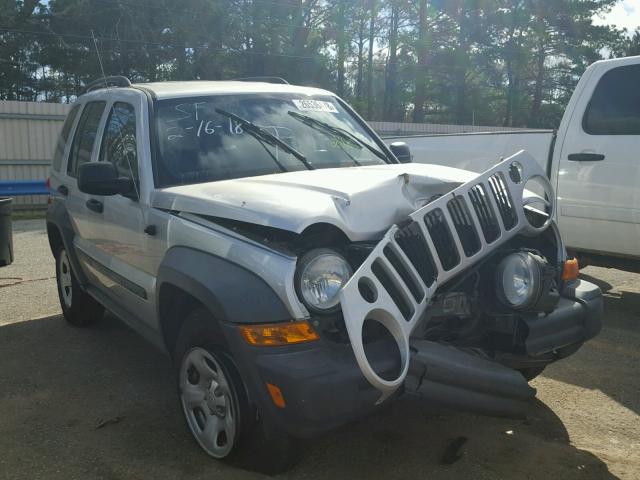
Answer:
387, 55, 640, 272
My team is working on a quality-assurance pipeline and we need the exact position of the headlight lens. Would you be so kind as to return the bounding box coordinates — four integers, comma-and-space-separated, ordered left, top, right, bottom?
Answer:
495, 252, 542, 310
296, 249, 353, 313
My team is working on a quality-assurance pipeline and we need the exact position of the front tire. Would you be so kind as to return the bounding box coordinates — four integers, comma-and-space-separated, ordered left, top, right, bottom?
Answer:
55, 247, 103, 326
175, 308, 299, 473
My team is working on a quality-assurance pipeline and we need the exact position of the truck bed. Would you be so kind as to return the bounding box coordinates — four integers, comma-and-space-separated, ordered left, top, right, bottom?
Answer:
384, 130, 555, 175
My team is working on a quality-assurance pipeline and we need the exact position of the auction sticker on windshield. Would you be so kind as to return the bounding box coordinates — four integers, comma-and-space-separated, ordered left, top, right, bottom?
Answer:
292, 99, 338, 113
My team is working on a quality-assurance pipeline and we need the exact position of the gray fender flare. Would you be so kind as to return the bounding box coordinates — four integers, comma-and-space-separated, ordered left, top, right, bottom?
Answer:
46, 201, 89, 285
156, 246, 292, 325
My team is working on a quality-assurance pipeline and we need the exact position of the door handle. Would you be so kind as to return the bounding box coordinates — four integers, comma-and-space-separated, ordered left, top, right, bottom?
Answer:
57, 185, 69, 196
567, 153, 605, 162
86, 198, 104, 213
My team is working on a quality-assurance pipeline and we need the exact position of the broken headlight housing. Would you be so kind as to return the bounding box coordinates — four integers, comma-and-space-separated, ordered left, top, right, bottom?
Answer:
495, 252, 545, 310
295, 248, 353, 314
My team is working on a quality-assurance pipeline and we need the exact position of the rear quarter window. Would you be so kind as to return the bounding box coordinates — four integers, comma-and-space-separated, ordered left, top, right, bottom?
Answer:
52, 104, 80, 172
583, 64, 640, 135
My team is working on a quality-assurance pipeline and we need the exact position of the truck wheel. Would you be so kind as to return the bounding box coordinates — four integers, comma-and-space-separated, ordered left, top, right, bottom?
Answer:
55, 247, 103, 326
174, 308, 299, 474
518, 366, 545, 381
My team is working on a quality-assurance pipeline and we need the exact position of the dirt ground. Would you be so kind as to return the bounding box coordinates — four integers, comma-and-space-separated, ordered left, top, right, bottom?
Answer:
1, 220, 639, 479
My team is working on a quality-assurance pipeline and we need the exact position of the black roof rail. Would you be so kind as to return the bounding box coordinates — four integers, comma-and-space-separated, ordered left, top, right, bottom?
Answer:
81, 76, 132, 95
233, 76, 289, 85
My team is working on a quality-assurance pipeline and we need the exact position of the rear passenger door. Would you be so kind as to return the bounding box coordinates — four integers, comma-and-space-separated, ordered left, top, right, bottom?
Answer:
557, 62, 640, 258
63, 101, 107, 246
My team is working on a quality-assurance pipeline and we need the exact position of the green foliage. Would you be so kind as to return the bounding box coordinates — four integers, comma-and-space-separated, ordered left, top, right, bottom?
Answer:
0, 0, 629, 127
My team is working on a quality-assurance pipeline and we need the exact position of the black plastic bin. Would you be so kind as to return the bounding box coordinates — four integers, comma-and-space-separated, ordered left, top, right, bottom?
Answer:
0, 197, 13, 267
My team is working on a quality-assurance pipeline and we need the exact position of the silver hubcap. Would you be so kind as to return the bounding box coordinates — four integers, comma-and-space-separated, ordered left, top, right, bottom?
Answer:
179, 348, 236, 458
58, 250, 73, 308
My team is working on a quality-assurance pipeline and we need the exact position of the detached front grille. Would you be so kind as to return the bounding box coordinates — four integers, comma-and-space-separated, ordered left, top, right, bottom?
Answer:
339, 151, 554, 401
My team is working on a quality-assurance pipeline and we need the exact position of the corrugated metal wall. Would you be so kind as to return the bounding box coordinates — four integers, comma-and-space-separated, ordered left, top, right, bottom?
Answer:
0, 101, 70, 208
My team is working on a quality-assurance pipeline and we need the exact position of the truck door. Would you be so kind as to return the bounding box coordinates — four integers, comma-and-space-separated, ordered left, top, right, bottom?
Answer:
556, 62, 640, 258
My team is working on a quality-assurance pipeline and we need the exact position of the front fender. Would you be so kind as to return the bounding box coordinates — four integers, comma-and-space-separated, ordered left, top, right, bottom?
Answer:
156, 246, 292, 325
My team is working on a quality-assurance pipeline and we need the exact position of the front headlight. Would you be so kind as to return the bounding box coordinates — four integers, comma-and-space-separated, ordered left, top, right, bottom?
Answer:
495, 252, 543, 310
296, 248, 353, 313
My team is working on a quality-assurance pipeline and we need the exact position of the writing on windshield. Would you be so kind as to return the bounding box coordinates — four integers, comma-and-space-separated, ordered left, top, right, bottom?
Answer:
154, 94, 387, 187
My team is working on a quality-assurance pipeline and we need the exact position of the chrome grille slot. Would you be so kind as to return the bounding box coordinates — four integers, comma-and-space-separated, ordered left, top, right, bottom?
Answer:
468, 184, 500, 243
383, 245, 424, 303
394, 223, 437, 288
488, 172, 518, 230
447, 196, 481, 257
424, 208, 460, 271
371, 259, 414, 321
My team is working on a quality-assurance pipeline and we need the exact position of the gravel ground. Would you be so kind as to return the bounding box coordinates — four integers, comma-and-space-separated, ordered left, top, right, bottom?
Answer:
0, 219, 638, 479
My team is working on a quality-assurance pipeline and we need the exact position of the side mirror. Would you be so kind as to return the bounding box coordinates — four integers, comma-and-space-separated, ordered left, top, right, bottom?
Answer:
78, 162, 133, 196
389, 142, 412, 164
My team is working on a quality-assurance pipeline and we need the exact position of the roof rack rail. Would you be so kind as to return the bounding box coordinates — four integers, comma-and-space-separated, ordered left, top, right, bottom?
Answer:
233, 76, 289, 85
81, 76, 132, 95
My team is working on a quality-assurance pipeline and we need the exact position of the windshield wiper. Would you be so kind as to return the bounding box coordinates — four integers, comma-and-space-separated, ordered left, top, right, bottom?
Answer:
288, 111, 389, 163
215, 108, 314, 170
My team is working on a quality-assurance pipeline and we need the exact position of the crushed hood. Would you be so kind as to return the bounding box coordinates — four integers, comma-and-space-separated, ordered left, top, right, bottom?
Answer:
151, 163, 480, 241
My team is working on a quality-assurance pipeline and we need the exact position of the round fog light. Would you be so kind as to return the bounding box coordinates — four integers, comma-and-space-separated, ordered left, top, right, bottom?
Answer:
495, 252, 543, 310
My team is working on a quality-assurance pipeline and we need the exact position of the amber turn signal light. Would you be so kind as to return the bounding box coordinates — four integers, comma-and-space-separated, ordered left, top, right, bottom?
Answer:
562, 258, 579, 282
266, 383, 286, 408
238, 320, 319, 346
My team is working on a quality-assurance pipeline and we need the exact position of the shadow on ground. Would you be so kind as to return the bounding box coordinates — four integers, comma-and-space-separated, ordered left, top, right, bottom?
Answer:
0, 313, 618, 479
540, 277, 640, 418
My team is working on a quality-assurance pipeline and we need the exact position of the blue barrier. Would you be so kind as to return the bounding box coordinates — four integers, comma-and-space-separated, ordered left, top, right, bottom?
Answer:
0, 180, 49, 196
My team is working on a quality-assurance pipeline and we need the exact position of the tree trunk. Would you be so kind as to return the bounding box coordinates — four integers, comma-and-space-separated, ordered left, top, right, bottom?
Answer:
356, 13, 366, 107
412, 0, 428, 123
384, 1, 399, 120
336, 0, 346, 97
366, 0, 377, 119
453, 9, 471, 124
529, 41, 546, 127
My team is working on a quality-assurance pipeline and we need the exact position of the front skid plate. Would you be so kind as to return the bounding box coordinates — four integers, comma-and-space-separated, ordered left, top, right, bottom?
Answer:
338, 150, 555, 403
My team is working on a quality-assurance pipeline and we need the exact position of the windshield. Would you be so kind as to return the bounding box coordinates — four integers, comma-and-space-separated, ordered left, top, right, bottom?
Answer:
154, 94, 389, 187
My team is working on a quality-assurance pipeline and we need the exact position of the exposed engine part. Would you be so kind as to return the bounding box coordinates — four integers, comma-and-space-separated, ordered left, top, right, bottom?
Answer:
430, 292, 473, 319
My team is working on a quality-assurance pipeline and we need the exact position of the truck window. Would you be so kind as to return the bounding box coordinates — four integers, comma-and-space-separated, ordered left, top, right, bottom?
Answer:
52, 104, 80, 172
66, 101, 106, 177
99, 102, 138, 181
583, 64, 640, 135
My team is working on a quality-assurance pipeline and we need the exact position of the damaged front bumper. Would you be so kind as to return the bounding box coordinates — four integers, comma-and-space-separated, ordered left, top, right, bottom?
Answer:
406, 278, 602, 418
224, 279, 601, 437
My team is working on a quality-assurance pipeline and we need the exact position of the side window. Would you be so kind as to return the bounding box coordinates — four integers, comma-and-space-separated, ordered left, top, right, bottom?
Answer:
99, 102, 138, 181
52, 104, 80, 172
67, 101, 106, 177
583, 64, 640, 135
